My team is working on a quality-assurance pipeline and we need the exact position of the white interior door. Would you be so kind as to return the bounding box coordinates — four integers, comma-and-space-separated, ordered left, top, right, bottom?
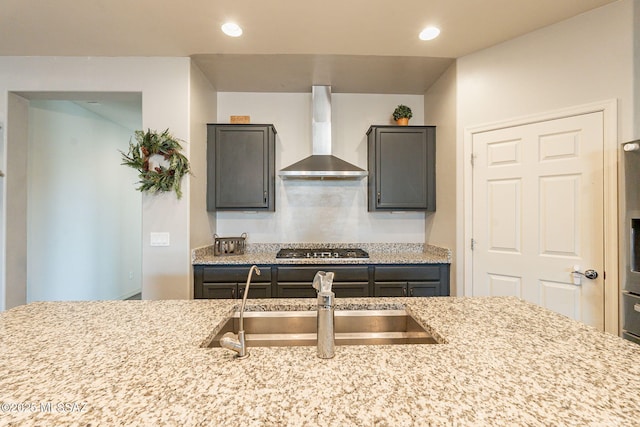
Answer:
472, 112, 604, 329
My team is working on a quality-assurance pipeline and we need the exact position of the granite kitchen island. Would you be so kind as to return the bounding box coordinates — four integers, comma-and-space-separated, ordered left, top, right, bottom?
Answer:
1, 296, 639, 426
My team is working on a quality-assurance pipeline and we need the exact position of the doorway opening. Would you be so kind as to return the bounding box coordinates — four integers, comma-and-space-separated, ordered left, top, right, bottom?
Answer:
3, 91, 142, 308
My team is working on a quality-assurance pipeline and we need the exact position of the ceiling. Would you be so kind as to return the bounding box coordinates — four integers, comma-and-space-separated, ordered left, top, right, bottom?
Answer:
1, 0, 618, 93
15, 92, 142, 131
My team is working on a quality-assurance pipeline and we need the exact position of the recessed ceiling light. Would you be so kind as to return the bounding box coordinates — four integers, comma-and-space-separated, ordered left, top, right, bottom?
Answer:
419, 26, 440, 41
221, 22, 243, 37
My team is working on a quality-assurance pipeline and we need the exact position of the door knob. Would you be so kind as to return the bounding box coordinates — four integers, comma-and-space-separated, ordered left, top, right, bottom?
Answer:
571, 265, 598, 285
572, 267, 598, 280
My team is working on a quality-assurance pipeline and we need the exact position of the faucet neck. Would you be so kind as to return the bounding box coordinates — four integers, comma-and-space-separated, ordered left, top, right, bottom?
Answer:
239, 265, 260, 331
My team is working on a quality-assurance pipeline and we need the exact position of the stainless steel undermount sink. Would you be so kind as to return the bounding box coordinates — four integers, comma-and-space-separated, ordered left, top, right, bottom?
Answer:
208, 309, 437, 348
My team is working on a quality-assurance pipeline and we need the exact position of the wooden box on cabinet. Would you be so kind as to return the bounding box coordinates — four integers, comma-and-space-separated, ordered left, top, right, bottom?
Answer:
367, 125, 436, 211
206, 124, 276, 211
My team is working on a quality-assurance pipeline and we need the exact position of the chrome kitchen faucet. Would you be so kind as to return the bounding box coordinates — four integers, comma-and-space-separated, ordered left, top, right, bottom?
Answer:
313, 271, 335, 359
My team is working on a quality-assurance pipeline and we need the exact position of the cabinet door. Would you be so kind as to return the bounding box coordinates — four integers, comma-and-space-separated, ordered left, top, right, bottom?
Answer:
407, 282, 439, 297
202, 283, 238, 299
374, 282, 408, 297
207, 124, 276, 211
368, 126, 435, 211
238, 283, 272, 299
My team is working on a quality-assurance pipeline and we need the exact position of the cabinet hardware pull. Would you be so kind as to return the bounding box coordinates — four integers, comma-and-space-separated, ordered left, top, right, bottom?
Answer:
232, 288, 236, 299
377, 192, 381, 204
402, 287, 407, 297
264, 191, 267, 204
410, 288, 414, 297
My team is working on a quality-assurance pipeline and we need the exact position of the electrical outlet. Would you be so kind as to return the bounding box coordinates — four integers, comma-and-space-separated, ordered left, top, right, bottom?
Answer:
150, 232, 170, 247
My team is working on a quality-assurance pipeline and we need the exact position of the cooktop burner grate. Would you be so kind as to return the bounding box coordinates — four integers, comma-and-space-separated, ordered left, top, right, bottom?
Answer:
276, 248, 369, 259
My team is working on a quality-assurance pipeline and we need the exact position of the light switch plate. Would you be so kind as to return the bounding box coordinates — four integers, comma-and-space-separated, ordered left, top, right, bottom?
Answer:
150, 232, 170, 247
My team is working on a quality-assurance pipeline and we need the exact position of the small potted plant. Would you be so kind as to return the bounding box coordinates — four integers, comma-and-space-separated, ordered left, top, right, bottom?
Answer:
392, 104, 413, 126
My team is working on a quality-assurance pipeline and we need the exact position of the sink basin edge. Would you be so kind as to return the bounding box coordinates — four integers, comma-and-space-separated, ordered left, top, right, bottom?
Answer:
205, 306, 440, 348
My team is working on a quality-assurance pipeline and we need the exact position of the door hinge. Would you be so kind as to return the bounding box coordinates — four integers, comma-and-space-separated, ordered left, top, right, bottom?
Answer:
471, 153, 477, 167
471, 238, 476, 250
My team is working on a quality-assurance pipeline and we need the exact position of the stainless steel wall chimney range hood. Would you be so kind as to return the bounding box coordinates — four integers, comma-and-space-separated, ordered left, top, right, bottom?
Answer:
278, 86, 367, 180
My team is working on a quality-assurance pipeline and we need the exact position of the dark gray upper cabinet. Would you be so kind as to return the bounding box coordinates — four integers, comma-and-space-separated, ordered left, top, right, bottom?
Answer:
207, 124, 276, 211
367, 125, 436, 211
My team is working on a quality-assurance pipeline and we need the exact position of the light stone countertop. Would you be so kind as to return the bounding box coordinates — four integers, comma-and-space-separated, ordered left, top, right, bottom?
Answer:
192, 243, 451, 265
1, 297, 639, 426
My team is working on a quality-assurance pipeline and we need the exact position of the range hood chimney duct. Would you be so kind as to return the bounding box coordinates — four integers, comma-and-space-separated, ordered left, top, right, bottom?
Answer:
278, 86, 367, 180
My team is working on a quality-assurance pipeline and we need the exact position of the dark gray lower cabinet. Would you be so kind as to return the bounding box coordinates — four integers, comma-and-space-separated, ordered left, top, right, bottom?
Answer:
193, 263, 449, 299
374, 265, 449, 297
276, 265, 370, 298
194, 265, 272, 299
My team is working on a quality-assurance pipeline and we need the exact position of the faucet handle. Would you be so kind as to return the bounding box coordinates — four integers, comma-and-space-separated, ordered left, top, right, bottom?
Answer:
312, 271, 325, 292
321, 272, 334, 293
312, 271, 335, 293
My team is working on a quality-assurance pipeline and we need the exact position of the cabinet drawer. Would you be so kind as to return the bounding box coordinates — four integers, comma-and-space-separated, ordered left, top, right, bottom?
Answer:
333, 282, 369, 298
276, 283, 317, 298
623, 292, 640, 336
202, 266, 271, 282
276, 282, 368, 298
374, 265, 441, 281
277, 266, 369, 282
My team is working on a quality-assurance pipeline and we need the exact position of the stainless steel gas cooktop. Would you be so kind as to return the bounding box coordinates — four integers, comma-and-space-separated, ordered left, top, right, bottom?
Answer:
276, 248, 369, 259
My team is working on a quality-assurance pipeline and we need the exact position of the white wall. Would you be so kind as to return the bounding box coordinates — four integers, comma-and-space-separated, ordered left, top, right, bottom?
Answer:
457, 0, 634, 139
0, 57, 192, 307
455, 0, 636, 295
424, 63, 457, 293
4, 93, 28, 309
0, 122, 4, 310
635, 0, 640, 139
215, 92, 426, 243
189, 62, 217, 297
27, 100, 141, 301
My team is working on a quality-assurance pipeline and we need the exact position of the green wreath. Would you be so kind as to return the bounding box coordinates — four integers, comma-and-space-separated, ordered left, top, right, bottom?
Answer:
120, 129, 191, 199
